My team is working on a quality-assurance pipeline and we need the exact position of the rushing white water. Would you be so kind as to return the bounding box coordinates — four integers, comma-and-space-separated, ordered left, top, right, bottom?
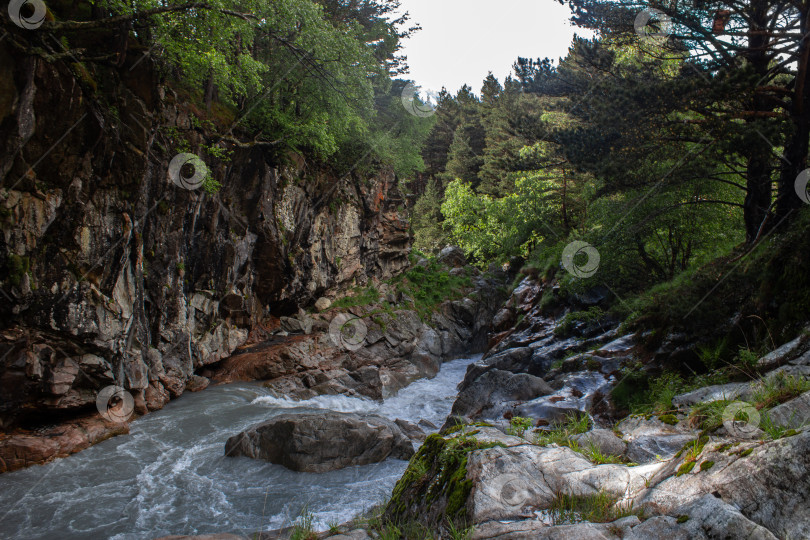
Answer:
0, 356, 479, 540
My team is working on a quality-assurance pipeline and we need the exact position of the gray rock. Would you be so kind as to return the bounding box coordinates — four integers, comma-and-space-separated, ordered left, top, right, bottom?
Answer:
224, 412, 414, 472
279, 316, 313, 335
639, 430, 810, 538
624, 516, 695, 540
472, 519, 630, 539
450, 369, 553, 420
492, 308, 516, 332
672, 382, 752, 409
571, 428, 627, 458
758, 332, 810, 371
437, 246, 467, 268
395, 418, 426, 442
625, 434, 696, 464
673, 494, 778, 540
465, 444, 650, 524
418, 418, 437, 430
324, 530, 370, 540
314, 297, 332, 311
616, 415, 696, 464
766, 390, 810, 429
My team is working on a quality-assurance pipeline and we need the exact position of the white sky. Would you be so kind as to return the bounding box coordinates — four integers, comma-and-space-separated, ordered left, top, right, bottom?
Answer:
396, 0, 591, 96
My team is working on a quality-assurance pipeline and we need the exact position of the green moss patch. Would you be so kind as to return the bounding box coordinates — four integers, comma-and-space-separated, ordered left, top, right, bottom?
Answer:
658, 414, 679, 425
384, 431, 503, 531
676, 461, 696, 476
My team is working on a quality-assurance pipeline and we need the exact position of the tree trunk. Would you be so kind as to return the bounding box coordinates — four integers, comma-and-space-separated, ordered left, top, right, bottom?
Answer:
744, 154, 772, 242
776, 5, 810, 222
743, 0, 774, 243
204, 69, 215, 112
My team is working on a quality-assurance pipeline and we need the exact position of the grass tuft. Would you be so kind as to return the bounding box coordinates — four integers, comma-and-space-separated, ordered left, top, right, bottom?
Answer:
546, 491, 643, 524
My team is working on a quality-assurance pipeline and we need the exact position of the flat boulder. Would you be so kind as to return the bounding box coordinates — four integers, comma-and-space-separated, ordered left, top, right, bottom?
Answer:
224, 412, 414, 472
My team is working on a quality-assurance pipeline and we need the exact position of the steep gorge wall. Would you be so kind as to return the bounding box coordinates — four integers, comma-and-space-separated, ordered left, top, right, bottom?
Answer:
0, 46, 411, 431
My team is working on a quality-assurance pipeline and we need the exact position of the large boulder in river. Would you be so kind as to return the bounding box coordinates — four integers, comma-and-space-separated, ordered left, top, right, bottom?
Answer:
446, 368, 553, 424
224, 412, 414, 472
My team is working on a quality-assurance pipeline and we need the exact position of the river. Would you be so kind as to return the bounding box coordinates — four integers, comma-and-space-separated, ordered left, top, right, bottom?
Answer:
0, 356, 479, 539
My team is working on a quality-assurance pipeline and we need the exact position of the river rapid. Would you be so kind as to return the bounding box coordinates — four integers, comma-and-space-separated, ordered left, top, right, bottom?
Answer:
0, 356, 479, 539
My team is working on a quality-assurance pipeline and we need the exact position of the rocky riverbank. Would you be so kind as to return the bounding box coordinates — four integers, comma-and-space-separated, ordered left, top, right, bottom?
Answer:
370, 277, 810, 539
0, 242, 510, 471
220, 274, 810, 540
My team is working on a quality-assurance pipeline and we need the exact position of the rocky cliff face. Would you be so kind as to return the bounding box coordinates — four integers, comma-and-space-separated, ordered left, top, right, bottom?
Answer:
0, 48, 411, 447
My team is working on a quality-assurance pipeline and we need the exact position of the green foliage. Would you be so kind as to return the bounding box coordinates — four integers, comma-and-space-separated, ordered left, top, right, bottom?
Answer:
385, 431, 503, 531
751, 373, 810, 410
688, 401, 732, 433
760, 413, 800, 440
534, 414, 590, 447
4, 254, 30, 287
289, 507, 317, 540
554, 307, 605, 337
658, 414, 679, 425
506, 416, 534, 437
546, 491, 643, 525
331, 286, 381, 309
581, 443, 625, 465
412, 177, 447, 254
676, 461, 696, 477
611, 368, 730, 416
446, 520, 474, 540
59, 0, 431, 179
392, 258, 472, 320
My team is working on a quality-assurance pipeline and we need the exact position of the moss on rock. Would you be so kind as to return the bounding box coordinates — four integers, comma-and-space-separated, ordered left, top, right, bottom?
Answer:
384, 431, 503, 532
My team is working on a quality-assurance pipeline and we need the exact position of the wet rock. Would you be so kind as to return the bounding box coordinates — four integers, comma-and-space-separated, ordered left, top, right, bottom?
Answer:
492, 308, 516, 332
395, 418, 426, 442
460, 347, 536, 389
144, 381, 170, 411
224, 412, 414, 472
449, 369, 553, 421
594, 335, 636, 355
185, 375, 210, 392
0, 416, 129, 473
418, 418, 437, 430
